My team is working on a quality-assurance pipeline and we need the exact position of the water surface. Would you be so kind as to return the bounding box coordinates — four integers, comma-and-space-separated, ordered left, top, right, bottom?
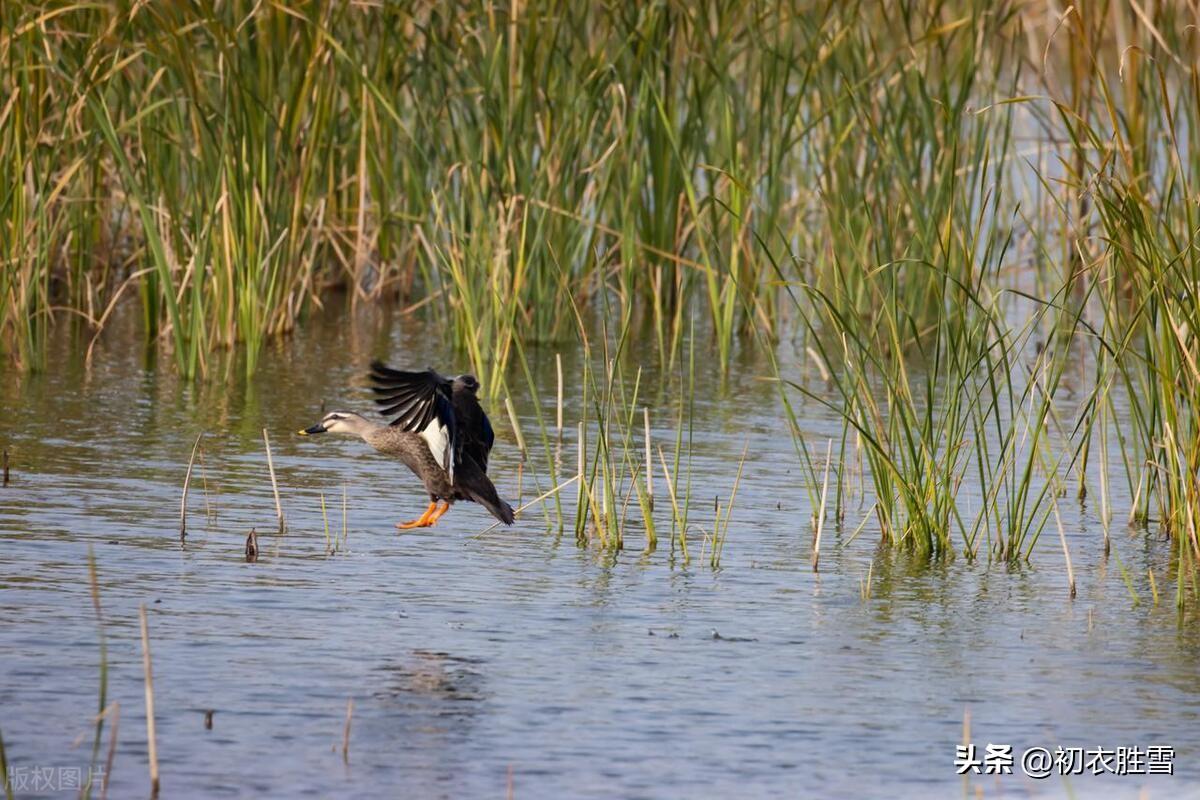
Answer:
1, 308, 1198, 799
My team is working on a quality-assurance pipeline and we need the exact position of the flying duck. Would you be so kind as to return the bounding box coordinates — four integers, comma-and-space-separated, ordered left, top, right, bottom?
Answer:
298, 361, 515, 528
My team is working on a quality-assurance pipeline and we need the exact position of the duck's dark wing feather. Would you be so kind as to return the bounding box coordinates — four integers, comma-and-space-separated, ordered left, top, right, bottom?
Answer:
450, 382, 496, 472
369, 361, 457, 476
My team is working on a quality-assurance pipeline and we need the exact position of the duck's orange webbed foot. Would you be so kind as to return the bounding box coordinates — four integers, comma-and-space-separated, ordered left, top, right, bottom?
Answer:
427, 502, 451, 524
397, 501, 438, 530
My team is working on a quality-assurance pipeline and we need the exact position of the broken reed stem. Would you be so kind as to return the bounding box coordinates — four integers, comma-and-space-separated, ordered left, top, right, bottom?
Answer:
198, 444, 213, 522
860, 562, 874, 601
1052, 502, 1076, 599
960, 706, 971, 791
101, 701, 119, 800
504, 397, 527, 461
84, 547, 107, 797
555, 352, 564, 434
656, 445, 686, 560
2, 448, 8, 486
320, 492, 331, 553
342, 698, 354, 764
74, 702, 120, 800
806, 345, 831, 383
643, 407, 653, 510
576, 422, 585, 507
179, 433, 202, 538
1129, 471, 1145, 525
598, 471, 607, 523
138, 604, 160, 798
712, 444, 749, 567
813, 439, 833, 572
342, 482, 348, 550
262, 428, 284, 529
1099, 403, 1111, 530
472, 474, 581, 538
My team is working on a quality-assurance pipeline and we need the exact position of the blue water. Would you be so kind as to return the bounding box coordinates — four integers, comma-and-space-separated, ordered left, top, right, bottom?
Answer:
1, 308, 1198, 799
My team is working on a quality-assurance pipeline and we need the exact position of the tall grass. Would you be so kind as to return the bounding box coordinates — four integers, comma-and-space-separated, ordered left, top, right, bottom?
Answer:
4, 1, 1200, 583
1059, 28, 1200, 605
760, 0, 1200, 576
2, 1, 375, 377
1, 0, 805, 376
2, 0, 1030, 378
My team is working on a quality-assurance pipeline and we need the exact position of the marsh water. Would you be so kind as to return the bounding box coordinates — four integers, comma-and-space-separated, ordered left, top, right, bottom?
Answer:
2, 306, 1199, 799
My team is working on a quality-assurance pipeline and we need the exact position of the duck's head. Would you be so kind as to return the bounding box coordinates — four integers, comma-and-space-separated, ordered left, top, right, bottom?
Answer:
298, 411, 364, 436
454, 374, 480, 393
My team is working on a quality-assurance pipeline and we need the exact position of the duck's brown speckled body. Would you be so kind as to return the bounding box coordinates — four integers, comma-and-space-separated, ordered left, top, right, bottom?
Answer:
364, 427, 457, 500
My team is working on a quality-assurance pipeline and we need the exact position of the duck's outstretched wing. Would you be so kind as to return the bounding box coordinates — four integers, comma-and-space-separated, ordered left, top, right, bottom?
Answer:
369, 361, 457, 479
450, 379, 496, 472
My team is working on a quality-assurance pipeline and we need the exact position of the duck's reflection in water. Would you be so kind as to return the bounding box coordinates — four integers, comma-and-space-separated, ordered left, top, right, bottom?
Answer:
371, 648, 487, 733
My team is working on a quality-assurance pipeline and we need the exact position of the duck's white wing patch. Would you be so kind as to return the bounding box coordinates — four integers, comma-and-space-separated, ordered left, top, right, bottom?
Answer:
419, 419, 454, 482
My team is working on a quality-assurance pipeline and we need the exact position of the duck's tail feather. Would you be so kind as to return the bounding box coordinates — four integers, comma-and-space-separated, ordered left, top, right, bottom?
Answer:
458, 456, 515, 525
468, 482, 515, 525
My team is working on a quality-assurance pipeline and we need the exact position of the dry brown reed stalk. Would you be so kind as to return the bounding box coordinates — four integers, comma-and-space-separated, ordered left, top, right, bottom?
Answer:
138, 604, 159, 798
643, 407, 653, 511
656, 445, 687, 562
960, 706, 971, 793
198, 444, 214, 523
1052, 502, 1076, 599
84, 548, 108, 800
812, 440, 833, 572
74, 701, 120, 800
321, 492, 332, 554
179, 433, 202, 539
555, 353, 564, 435
504, 397, 527, 461
342, 699, 354, 764
472, 474, 581, 539
576, 422, 585, 508
262, 428, 284, 530
100, 701, 118, 800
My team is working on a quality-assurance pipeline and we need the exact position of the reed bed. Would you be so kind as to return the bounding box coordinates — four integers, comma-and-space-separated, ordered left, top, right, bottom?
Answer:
1, 0, 808, 377
4, 1, 1200, 589
0, 0, 1038, 376
756, 1, 1200, 592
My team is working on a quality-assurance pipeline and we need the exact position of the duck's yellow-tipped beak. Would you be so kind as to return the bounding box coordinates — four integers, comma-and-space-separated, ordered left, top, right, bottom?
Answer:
297, 429, 308, 436
299, 422, 327, 436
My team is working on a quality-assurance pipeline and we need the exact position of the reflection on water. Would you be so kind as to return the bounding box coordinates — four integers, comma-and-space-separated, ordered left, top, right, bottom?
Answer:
1, 304, 1198, 798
